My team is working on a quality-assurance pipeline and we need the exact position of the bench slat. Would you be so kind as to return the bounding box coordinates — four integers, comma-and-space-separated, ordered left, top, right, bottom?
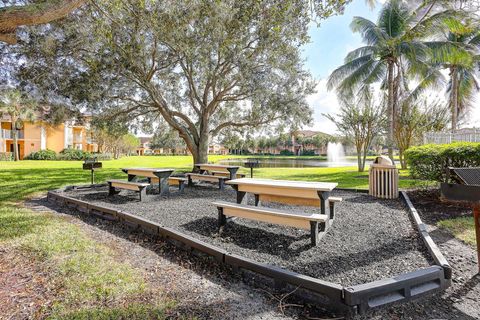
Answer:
108, 180, 149, 191
211, 171, 245, 178
213, 201, 327, 230
187, 173, 227, 183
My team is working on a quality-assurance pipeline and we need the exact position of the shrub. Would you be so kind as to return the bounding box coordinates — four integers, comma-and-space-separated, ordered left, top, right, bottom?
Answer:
58, 148, 92, 160
91, 153, 113, 161
279, 149, 294, 156
300, 150, 316, 156
405, 142, 480, 182
25, 149, 57, 160
0, 152, 13, 161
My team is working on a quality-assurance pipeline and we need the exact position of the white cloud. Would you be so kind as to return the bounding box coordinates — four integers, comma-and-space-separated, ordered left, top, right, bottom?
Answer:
305, 78, 341, 135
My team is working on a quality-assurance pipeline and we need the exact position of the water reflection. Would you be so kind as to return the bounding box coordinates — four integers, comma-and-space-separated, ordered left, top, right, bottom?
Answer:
217, 158, 370, 168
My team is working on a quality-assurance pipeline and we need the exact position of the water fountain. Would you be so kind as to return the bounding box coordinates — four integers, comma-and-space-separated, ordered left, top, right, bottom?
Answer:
327, 142, 346, 164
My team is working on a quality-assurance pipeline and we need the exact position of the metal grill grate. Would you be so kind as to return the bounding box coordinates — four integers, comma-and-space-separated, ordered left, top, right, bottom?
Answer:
450, 167, 480, 186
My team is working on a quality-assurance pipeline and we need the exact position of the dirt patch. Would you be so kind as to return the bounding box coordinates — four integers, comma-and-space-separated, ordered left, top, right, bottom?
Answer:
0, 249, 53, 320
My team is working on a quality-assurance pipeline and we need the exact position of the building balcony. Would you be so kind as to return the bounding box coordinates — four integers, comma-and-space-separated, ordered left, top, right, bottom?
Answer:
1, 129, 24, 139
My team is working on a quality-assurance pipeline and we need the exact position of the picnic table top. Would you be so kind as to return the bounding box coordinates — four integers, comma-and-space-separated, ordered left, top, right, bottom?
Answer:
195, 163, 241, 169
226, 178, 337, 191
122, 168, 175, 173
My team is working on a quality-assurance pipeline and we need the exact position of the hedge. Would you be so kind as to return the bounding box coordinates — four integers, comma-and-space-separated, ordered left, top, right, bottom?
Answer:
25, 149, 57, 160
405, 142, 480, 182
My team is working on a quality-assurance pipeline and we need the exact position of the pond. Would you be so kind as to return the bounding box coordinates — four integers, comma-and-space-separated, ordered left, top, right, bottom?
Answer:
217, 158, 370, 168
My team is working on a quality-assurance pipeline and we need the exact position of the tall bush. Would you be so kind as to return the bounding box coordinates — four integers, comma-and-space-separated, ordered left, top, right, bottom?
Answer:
58, 148, 91, 160
405, 142, 480, 182
25, 149, 57, 160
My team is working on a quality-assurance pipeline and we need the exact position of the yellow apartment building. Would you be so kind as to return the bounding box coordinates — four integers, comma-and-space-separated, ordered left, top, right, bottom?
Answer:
0, 114, 97, 159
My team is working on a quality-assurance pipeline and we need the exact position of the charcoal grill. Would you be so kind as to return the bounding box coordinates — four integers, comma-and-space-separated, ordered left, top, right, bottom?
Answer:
83, 157, 102, 184
244, 159, 260, 178
441, 167, 480, 272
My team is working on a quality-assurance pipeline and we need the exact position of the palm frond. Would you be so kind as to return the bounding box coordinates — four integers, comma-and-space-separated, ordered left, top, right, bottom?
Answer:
350, 16, 387, 45
327, 54, 375, 90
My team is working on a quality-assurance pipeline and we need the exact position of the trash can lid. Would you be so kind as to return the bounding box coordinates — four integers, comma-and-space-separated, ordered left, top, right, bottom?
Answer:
373, 155, 393, 166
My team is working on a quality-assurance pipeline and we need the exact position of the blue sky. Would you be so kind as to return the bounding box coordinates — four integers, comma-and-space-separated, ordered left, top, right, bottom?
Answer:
301, 0, 380, 134
302, 0, 480, 134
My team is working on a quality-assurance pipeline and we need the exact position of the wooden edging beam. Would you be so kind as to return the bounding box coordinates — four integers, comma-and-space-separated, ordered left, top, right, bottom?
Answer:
45, 187, 452, 316
400, 191, 452, 279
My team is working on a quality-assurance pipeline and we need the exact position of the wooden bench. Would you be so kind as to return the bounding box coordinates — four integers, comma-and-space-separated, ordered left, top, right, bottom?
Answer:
151, 176, 187, 192
186, 173, 228, 190
168, 177, 187, 192
213, 201, 329, 246
108, 180, 150, 201
211, 171, 246, 179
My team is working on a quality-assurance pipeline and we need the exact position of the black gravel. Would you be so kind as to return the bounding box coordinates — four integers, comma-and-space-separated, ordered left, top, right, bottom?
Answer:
63, 184, 433, 286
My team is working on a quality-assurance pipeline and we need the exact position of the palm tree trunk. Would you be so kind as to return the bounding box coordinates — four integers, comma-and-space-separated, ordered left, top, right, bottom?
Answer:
387, 61, 395, 163
450, 66, 459, 133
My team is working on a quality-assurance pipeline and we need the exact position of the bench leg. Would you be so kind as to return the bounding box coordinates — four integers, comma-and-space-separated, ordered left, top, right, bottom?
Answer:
188, 175, 194, 187
179, 181, 185, 192
310, 221, 319, 246
329, 201, 335, 220
310, 221, 326, 246
254, 194, 260, 206
218, 207, 226, 233
128, 174, 135, 182
139, 187, 147, 202
108, 183, 115, 196
318, 191, 330, 215
236, 191, 246, 204
219, 179, 225, 190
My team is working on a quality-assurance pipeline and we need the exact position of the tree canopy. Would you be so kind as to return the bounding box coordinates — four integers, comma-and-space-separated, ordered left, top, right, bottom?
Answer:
16, 0, 354, 163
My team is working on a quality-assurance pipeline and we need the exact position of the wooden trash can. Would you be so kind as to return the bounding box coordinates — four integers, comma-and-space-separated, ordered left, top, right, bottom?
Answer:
369, 156, 399, 199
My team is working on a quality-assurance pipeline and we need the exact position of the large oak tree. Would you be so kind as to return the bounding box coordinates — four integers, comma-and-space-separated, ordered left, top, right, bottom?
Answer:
17, 0, 352, 163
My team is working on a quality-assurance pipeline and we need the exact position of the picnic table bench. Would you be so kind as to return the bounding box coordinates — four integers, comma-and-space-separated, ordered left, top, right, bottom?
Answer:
108, 180, 150, 201
194, 163, 241, 180
214, 201, 329, 245
214, 178, 341, 246
122, 168, 174, 195
186, 163, 242, 189
226, 178, 339, 216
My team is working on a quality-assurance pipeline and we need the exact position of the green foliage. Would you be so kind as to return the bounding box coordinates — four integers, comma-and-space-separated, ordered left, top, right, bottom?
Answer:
25, 149, 57, 160
405, 142, 480, 182
58, 148, 91, 160
0, 152, 13, 161
279, 149, 294, 156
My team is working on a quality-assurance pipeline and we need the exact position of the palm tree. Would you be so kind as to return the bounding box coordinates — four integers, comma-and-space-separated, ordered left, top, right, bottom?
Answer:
440, 20, 480, 132
327, 0, 455, 162
0, 89, 37, 161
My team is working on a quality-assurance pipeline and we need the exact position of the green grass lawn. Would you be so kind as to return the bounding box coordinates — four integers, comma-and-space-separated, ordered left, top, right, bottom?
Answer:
0, 155, 417, 203
438, 216, 476, 247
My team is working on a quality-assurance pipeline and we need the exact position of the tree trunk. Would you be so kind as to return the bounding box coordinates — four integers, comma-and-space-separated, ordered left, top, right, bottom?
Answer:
12, 127, 19, 161
386, 61, 395, 164
399, 150, 407, 170
450, 66, 459, 133
191, 134, 209, 165
356, 144, 364, 172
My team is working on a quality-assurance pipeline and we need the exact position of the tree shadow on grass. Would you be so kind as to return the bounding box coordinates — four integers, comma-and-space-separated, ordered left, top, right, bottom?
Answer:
0, 206, 52, 241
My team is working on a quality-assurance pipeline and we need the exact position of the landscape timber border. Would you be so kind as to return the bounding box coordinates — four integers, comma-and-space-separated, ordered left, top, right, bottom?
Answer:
46, 185, 451, 316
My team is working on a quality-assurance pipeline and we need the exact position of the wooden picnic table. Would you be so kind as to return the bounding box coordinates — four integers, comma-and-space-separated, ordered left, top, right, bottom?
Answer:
121, 168, 175, 195
226, 178, 337, 215
195, 163, 241, 180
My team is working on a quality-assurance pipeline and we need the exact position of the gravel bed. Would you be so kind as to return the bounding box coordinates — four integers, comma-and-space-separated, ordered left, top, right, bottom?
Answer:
63, 184, 433, 286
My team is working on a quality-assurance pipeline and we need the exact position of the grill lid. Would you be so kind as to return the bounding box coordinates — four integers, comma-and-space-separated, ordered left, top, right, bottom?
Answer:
449, 167, 480, 186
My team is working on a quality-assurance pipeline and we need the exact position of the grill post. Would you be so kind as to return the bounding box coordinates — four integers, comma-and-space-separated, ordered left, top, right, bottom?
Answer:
475, 205, 480, 273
